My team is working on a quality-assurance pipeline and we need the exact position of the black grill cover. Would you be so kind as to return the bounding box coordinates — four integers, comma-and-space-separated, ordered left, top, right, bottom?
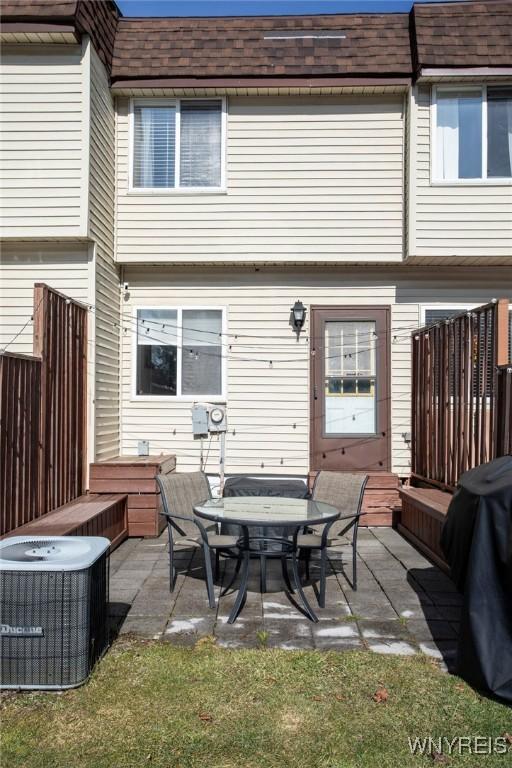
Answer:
222, 476, 308, 548
441, 455, 512, 703
223, 476, 308, 499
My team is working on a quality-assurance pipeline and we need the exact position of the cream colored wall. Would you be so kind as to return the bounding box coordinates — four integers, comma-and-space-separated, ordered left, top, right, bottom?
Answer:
115, 95, 405, 264
88, 45, 120, 461
411, 84, 512, 261
0, 39, 120, 462
0, 243, 91, 354
0, 43, 89, 238
120, 267, 512, 477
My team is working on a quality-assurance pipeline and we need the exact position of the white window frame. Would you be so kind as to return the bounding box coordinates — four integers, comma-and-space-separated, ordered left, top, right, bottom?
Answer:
431, 84, 512, 186
129, 97, 228, 194
132, 305, 228, 402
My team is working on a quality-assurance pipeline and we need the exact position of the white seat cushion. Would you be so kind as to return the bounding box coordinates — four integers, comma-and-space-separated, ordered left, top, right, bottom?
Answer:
297, 534, 347, 548
176, 533, 238, 549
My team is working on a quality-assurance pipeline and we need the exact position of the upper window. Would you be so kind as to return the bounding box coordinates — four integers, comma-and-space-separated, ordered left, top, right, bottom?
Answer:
132, 99, 224, 190
135, 308, 224, 398
433, 86, 512, 182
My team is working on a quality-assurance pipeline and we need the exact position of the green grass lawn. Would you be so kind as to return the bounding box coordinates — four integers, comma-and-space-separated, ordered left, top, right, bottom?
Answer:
1, 637, 510, 768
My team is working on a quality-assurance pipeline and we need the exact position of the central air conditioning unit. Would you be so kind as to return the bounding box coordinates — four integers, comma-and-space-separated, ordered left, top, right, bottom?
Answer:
0, 536, 110, 690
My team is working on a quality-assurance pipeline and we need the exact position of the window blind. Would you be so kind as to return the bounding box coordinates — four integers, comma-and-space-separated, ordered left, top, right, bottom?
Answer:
182, 309, 222, 395
133, 105, 176, 188
180, 101, 222, 187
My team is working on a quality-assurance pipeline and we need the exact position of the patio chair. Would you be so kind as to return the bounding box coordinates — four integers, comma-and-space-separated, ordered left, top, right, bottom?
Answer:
298, 472, 368, 607
156, 472, 239, 609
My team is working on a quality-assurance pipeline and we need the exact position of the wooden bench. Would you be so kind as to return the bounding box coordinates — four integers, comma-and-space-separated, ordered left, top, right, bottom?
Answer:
398, 486, 452, 572
1, 493, 128, 551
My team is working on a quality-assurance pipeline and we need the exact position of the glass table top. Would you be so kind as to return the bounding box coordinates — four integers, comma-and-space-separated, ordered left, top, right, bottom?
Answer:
194, 496, 340, 526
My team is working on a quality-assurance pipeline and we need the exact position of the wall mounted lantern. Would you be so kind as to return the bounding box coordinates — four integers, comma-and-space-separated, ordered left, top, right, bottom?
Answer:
291, 300, 306, 335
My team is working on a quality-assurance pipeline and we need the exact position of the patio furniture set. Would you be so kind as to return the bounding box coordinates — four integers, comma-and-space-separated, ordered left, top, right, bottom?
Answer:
156, 471, 368, 624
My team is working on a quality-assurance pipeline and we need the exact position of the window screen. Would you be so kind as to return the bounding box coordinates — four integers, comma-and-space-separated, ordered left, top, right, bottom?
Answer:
435, 90, 482, 180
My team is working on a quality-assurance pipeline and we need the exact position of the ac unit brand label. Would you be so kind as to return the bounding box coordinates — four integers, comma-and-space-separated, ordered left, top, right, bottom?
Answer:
0, 624, 44, 637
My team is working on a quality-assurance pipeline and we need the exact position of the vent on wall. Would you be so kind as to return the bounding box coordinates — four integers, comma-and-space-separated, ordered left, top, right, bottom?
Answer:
263, 31, 346, 40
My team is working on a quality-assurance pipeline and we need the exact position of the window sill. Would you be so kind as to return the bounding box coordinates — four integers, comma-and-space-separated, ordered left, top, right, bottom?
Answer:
131, 395, 227, 403
127, 187, 228, 196
430, 179, 512, 187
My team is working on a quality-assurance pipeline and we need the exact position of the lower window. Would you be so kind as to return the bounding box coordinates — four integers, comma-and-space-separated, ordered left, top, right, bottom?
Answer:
135, 307, 224, 397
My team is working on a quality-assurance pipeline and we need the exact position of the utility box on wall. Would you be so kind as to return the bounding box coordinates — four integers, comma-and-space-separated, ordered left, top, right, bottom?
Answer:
192, 404, 209, 438
192, 403, 227, 437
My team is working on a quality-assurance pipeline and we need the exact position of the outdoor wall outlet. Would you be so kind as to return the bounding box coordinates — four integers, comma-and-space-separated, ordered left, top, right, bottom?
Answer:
138, 440, 149, 456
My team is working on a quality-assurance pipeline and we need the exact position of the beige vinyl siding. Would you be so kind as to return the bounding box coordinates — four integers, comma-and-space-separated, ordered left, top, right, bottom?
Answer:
88, 45, 120, 460
0, 44, 88, 238
119, 267, 511, 476
115, 95, 404, 264
0, 243, 90, 354
413, 84, 512, 261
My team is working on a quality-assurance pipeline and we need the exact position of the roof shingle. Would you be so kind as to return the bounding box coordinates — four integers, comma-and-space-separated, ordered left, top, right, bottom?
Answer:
111, 14, 412, 82
0, 1, 77, 21
413, 1, 512, 70
1, 1, 511, 82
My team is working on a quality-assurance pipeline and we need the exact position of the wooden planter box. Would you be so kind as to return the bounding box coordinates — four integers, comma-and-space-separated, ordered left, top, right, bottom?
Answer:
89, 455, 176, 537
308, 471, 401, 526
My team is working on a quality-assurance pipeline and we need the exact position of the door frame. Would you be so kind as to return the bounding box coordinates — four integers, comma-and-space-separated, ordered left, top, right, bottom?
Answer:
309, 305, 392, 472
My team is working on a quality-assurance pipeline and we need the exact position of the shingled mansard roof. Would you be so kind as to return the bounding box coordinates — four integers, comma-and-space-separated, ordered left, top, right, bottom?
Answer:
413, 1, 512, 71
0, 0, 119, 71
0, 0, 511, 84
111, 14, 411, 83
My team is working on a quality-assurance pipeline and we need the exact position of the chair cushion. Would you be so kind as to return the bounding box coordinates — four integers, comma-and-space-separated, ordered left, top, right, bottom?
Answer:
208, 534, 239, 548
297, 534, 349, 548
176, 533, 238, 549
297, 533, 330, 548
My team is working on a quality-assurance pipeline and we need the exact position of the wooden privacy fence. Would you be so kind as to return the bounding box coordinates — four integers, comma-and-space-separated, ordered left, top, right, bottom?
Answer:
0, 284, 88, 536
0, 353, 41, 533
411, 299, 510, 490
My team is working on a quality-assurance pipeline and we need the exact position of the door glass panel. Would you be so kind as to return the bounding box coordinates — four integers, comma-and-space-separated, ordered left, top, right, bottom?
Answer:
324, 321, 377, 435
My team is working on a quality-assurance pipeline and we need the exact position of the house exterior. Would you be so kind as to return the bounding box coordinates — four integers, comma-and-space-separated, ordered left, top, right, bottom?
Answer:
1, 1, 511, 493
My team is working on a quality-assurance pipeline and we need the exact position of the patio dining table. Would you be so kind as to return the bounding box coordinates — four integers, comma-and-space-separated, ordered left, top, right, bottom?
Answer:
194, 496, 340, 624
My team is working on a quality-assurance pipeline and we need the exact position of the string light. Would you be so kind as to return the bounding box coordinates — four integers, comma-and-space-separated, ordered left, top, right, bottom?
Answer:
120, 312, 418, 367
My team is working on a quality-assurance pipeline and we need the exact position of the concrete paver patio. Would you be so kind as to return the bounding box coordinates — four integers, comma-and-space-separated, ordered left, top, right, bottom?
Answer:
109, 528, 461, 668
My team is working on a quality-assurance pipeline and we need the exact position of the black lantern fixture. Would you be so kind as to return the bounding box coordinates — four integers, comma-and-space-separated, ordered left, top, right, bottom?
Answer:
291, 300, 306, 333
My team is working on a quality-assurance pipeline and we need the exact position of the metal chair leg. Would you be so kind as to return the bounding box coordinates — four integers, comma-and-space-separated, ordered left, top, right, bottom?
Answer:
220, 551, 242, 596
228, 549, 250, 624
202, 544, 216, 609
215, 550, 220, 581
319, 548, 327, 608
352, 521, 359, 591
260, 554, 267, 594
290, 550, 318, 622
280, 555, 294, 594
167, 522, 176, 592
304, 549, 311, 581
